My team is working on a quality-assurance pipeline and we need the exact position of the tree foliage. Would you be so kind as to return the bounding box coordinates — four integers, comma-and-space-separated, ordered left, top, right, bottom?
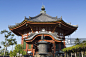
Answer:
62, 38, 86, 53
9, 44, 26, 56
0, 30, 17, 55
0, 49, 9, 56
74, 38, 81, 45
0, 49, 4, 55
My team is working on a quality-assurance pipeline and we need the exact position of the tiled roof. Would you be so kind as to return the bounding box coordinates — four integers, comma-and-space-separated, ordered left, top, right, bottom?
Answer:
25, 31, 63, 41
8, 13, 78, 28
25, 13, 61, 22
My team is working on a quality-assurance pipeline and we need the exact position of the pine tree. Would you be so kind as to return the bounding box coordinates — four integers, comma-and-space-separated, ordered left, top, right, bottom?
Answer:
0, 30, 17, 56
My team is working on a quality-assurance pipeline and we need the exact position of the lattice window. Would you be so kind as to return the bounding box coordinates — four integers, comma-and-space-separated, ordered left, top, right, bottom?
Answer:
36, 27, 38, 30
28, 44, 31, 49
56, 44, 59, 49
39, 27, 41, 31
49, 27, 51, 30
61, 42, 64, 49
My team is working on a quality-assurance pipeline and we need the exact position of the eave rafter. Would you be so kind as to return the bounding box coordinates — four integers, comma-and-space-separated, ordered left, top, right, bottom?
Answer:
61, 20, 78, 29
9, 19, 77, 31
9, 19, 77, 36
12, 30, 22, 36
9, 20, 27, 30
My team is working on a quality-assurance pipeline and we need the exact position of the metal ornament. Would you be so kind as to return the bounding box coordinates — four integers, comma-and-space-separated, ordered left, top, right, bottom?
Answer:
59, 23, 61, 27
26, 24, 28, 26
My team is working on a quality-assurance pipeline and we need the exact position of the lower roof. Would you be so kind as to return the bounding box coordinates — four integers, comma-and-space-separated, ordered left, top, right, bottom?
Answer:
25, 31, 63, 41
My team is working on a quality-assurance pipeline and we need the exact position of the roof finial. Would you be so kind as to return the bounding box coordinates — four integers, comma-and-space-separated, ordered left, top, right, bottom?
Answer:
40, 5, 46, 13
41, 5, 45, 11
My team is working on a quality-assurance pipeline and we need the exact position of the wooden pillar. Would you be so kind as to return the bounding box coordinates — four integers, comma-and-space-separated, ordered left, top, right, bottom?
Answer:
31, 44, 34, 57
63, 39, 66, 48
33, 49, 35, 57
52, 42, 55, 57
54, 42, 56, 54
26, 43, 28, 52
52, 49, 54, 57
21, 35, 23, 45
54, 42, 56, 57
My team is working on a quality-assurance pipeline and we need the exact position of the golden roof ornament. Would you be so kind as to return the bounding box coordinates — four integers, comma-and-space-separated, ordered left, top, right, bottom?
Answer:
40, 5, 46, 13
41, 5, 45, 10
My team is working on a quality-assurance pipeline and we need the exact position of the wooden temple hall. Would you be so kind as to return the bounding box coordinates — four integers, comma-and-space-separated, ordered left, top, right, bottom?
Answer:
8, 6, 78, 57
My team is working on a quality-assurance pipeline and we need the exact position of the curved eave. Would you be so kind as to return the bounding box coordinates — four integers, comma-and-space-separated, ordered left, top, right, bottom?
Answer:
8, 19, 61, 30
61, 20, 78, 28
60, 20, 78, 36
66, 29, 76, 36
8, 20, 27, 36
8, 19, 78, 30
25, 32, 62, 41
8, 18, 78, 36
11, 30, 21, 36
8, 20, 27, 30
8, 20, 61, 36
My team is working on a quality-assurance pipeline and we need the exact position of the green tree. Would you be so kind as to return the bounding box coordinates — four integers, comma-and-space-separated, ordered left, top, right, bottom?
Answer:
10, 44, 26, 56
0, 30, 17, 55
74, 38, 81, 45
0, 49, 4, 55
0, 49, 9, 56
7, 37, 17, 51
82, 40, 86, 43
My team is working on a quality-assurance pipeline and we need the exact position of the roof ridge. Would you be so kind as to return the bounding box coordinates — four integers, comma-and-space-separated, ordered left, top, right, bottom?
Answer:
44, 14, 57, 19
28, 13, 59, 19
30, 13, 42, 19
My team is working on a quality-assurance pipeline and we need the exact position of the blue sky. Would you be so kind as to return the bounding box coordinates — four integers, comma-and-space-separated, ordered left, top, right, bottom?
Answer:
0, 0, 86, 51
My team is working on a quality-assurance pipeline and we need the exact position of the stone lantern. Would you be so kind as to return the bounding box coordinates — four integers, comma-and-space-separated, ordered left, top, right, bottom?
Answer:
37, 35, 49, 57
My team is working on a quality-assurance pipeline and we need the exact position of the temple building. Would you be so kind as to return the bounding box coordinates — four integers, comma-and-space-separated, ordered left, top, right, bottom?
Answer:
8, 6, 78, 57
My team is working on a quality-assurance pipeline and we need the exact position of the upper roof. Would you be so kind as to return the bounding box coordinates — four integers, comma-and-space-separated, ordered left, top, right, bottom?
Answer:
25, 5, 61, 22
8, 6, 78, 36
25, 13, 61, 22
8, 13, 78, 28
8, 6, 78, 28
